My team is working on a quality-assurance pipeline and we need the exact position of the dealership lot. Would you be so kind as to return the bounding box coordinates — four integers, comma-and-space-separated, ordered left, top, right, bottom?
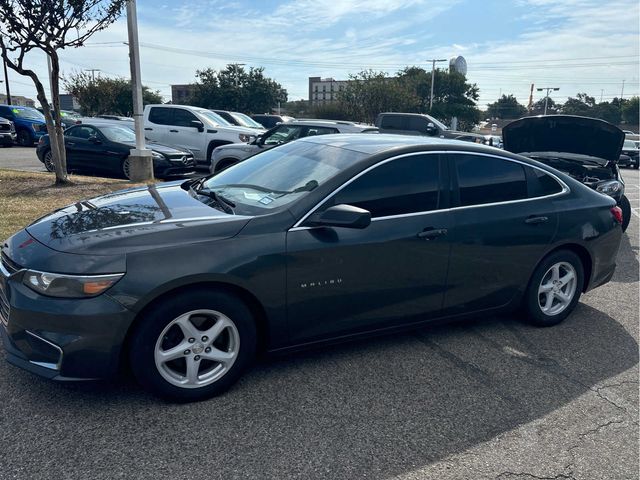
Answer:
0, 156, 637, 478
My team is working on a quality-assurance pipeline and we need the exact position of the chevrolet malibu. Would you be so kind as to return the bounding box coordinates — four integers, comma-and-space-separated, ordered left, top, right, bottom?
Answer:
0, 135, 623, 401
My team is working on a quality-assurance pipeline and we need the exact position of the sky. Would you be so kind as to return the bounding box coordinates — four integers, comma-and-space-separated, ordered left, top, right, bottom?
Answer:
3, 0, 639, 109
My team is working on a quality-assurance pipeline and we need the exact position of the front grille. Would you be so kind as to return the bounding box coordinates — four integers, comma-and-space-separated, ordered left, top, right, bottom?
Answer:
0, 123, 10, 132
0, 279, 9, 327
0, 251, 21, 327
1, 251, 21, 275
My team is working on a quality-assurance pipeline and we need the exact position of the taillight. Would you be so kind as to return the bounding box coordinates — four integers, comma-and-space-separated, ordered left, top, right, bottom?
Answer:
611, 206, 623, 225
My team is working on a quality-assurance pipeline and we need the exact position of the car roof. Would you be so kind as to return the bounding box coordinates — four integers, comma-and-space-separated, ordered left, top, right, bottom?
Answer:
283, 120, 376, 132
69, 121, 133, 129
296, 133, 510, 155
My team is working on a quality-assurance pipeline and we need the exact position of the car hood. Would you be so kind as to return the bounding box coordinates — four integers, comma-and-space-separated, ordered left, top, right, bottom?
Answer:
502, 115, 625, 163
25, 183, 251, 256
219, 125, 261, 135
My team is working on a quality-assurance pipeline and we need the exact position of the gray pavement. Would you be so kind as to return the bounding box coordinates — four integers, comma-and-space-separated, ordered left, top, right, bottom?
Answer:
0, 146, 46, 172
0, 159, 638, 480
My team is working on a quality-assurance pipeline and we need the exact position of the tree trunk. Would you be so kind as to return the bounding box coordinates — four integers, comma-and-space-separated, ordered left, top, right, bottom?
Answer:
48, 51, 69, 185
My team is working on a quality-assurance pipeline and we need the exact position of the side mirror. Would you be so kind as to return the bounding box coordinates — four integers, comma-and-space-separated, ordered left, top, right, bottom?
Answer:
191, 120, 205, 132
307, 204, 371, 229
425, 122, 438, 136
88, 135, 102, 144
255, 134, 265, 146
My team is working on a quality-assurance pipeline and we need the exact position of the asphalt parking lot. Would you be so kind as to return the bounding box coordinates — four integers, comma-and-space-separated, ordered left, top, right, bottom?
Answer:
0, 149, 638, 479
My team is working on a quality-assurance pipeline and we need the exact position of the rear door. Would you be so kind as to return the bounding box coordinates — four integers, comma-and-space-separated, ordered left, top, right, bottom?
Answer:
145, 106, 173, 145
286, 152, 452, 344
443, 152, 561, 315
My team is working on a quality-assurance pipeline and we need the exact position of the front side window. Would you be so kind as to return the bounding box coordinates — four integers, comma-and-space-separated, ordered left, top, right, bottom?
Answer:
172, 109, 199, 127
66, 125, 97, 140
263, 125, 303, 145
380, 116, 404, 130
455, 154, 527, 207
407, 117, 428, 133
326, 154, 441, 218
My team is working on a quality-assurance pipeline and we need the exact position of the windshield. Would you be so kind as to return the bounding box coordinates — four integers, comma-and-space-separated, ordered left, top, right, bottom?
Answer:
100, 125, 136, 143
198, 110, 232, 127
12, 107, 45, 121
230, 112, 264, 129
623, 140, 637, 149
428, 115, 448, 131
200, 140, 364, 214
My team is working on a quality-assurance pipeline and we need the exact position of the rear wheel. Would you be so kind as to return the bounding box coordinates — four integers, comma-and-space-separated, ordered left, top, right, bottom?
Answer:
524, 250, 584, 327
16, 129, 33, 147
129, 289, 257, 401
619, 195, 631, 232
122, 157, 131, 179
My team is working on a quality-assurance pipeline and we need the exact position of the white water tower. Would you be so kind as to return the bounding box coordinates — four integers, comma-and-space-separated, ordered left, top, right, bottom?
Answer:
449, 56, 467, 75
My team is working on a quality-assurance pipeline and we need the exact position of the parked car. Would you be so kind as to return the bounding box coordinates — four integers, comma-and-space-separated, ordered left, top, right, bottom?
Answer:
503, 115, 632, 231
620, 139, 639, 169
484, 135, 503, 148
250, 114, 295, 129
35, 122, 195, 179
95, 115, 134, 122
0, 116, 16, 147
211, 110, 265, 131
210, 120, 378, 173
0, 105, 47, 146
143, 104, 258, 168
1, 134, 623, 401
36, 108, 82, 128
375, 112, 486, 143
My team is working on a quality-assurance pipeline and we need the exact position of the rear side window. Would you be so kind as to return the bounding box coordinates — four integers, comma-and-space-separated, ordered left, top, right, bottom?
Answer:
455, 155, 527, 207
66, 126, 97, 139
380, 115, 404, 130
528, 168, 563, 197
148, 107, 173, 125
329, 154, 441, 218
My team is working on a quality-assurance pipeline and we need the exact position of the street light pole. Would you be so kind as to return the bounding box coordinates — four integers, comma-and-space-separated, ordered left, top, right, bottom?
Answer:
126, 0, 153, 182
537, 87, 559, 115
427, 58, 447, 111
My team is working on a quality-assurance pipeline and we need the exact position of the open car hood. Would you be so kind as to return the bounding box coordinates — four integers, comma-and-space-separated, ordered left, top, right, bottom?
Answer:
502, 115, 625, 163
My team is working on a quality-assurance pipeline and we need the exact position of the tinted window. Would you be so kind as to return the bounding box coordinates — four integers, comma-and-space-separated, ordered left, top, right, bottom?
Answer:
455, 155, 527, 206
172, 109, 198, 127
148, 107, 173, 125
530, 168, 563, 197
380, 115, 404, 130
303, 126, 338, 137
264, 125, 303, 145
66, 125, 97, 139
329, 154, 440, 218
407, 117, 428, 133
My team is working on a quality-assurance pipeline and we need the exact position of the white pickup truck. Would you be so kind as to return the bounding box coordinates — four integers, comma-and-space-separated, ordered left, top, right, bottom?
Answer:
143, 104, 260, 168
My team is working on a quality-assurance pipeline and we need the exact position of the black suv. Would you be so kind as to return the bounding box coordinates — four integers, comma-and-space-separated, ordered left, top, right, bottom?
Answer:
375, 112, 485, 143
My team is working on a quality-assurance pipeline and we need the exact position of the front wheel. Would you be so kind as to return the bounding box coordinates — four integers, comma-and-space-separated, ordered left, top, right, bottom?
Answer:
43, 149, 55, 172
16, 129, 33, 147
129, 289, 257, 401
619, 195, 631, 232
524, 250, 584, 327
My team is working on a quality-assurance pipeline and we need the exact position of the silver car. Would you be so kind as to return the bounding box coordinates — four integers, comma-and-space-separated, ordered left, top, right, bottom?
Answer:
210, 120, 377, 173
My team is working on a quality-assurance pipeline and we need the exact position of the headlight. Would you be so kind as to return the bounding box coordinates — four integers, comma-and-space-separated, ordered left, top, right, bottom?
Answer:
32, 124, 44, 132
596, 180, 622, 196
151, 151, 165, 160
23, 270, 124, 298
238, 133, 252, 143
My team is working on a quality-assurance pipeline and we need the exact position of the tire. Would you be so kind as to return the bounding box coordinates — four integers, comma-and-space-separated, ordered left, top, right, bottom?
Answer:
633, 162, 639, 170
43, 149, 55, 172
129, 289, 257, 402
122, 157, 131, 179
16, 129, 33, 147
619, 195, 631, 232
524, 250, 584, 327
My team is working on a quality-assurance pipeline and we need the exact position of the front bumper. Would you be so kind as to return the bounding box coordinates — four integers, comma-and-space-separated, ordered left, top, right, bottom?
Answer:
1, 262, 135, 380
0, 132, 16, 145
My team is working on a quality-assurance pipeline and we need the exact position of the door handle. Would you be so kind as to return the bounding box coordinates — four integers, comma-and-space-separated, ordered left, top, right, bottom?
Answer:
525, 215, 549, 225
169, 129, 179, 133
144, 127, 153, 131
417, 228, 447, 239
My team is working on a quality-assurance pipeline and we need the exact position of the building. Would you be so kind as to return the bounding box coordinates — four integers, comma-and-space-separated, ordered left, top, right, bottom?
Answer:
59, 94, 80, 111
308, 77, 348, 106
171, 84, 196, 104
0, 94, 35, 107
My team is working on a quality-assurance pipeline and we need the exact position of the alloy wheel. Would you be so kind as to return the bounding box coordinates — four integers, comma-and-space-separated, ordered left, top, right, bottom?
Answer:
122, 158, 131, 179
43, 150, 55, 172
154, 309, 240, 389
537, 261, 577, 316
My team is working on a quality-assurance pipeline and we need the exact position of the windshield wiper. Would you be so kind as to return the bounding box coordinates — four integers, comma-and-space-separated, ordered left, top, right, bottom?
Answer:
221, 180, 319, 196
195, 189, 236, 214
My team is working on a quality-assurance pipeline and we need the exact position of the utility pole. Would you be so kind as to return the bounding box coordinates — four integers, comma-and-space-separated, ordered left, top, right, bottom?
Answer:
527, 83, 534, 114
600, 89, 604, 103
427, 58, 447, 110
537, 86, 559, 115
84, 69, 100, 81
126, 0, 153, 182
2, 54, 10, 105
621, 79, 625, 99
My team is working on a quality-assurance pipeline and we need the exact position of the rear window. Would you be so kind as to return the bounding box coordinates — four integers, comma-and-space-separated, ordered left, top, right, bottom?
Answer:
455, 155, 528, 206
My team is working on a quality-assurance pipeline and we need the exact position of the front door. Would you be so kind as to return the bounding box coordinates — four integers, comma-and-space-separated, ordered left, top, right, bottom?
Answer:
63, 125, 108, 174
286, 153, 451, 344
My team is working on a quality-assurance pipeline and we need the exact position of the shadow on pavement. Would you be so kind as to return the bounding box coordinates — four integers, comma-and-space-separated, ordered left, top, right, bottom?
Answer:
0, 303, 637, 479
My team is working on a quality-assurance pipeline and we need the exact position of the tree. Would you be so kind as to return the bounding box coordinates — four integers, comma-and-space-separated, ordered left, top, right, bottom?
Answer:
485, 94, 527, 119
0, 0, 126, 184
64, 72, 163, 116
189, 65, 287, 113
622, 96, 639, 124
560, 93, 596, 116
531, 97, 558, 115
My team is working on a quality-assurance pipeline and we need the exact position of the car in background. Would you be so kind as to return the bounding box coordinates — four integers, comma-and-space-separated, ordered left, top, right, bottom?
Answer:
503, 115, 632, 231
210, 120, 378, 173
0, 134, 623, 401
36, 122, 195, 179
375, 112, 486, 143
620, 139, 639, 169
212, 110, 265, 131
250, 114, 295, 129
0, 105, 47, 146
143, 104, 258, 169
96, 114, 134, 122
0, 116, 16, 147
36, 108, 82, 128
484, 135, 503, 148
